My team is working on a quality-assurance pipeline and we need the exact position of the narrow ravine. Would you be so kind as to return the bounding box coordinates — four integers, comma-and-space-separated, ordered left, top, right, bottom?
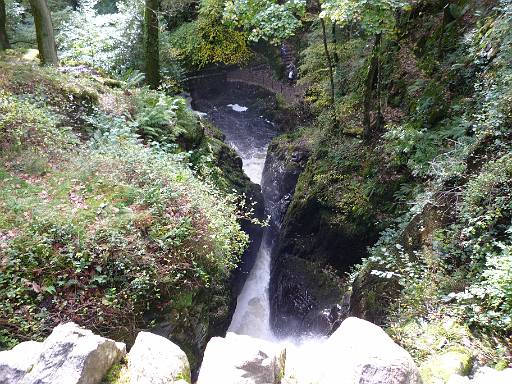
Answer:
190, 75, 332, 383
190, 76, 279, 340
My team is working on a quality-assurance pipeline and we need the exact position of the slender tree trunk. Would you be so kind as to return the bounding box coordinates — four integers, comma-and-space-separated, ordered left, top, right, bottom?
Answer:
321, 18, 335, 106
29, 0, 58, 65
363, 33, 381, 140
331, 21, 339, 66
375, 42, 383, 133
0, 0, 11, 50
145, 0, 160, 89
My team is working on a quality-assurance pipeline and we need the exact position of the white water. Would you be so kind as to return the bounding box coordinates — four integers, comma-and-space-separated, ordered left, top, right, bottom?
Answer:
227, 238, 273, 340
226, 129, 328, 384
229, 141, 270, 185
227, 103, 249, 112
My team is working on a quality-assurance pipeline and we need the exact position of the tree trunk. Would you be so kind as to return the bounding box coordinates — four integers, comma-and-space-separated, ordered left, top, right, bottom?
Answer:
363, 33, 381, 140
145, 0, 160, 89
0, 0, 11, 50
29, 0, 58, 65
321, 18, 335, 106
331, 21, 339, 66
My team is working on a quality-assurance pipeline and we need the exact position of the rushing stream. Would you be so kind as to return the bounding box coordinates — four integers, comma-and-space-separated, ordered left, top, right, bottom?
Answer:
191, 76, 328, 381
190, 78, 278, 185
191, 78, 278, 339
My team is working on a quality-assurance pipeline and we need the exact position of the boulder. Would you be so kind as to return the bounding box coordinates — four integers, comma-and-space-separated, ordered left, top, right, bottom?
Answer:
0, 341, 43, 384
21, 322, 126, 384
314, 317, 422, 384
197, 332, 286, 384
128, 331, 191, 384
472, 367, 512, 383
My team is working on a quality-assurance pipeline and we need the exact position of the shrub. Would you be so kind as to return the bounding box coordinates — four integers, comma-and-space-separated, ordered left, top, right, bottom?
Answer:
0, 129, 249, 347
0, 90, 75, 155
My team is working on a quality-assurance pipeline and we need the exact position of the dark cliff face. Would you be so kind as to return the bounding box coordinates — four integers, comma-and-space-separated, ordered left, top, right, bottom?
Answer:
268, 135, 395, 338
264, 137, 353, 338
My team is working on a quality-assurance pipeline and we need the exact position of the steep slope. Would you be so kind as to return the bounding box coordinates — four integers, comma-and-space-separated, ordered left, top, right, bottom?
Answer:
0, 54, 262, 371
269, 0, 512, 372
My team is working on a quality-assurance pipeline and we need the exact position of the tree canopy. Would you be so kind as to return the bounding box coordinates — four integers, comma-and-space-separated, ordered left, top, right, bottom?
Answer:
320, 0, 406, 35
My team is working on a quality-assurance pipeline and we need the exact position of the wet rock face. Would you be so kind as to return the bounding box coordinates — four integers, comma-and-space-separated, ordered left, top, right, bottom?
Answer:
269, 193, 372, 337
268, 145, 378, 337
270, 253, 350, 337
263, 138, 360, 338
261, 140, 309, 230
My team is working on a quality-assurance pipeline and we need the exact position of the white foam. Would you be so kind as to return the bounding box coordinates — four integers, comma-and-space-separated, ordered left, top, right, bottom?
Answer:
228, 241, 273, 340
227, 103, 248, 112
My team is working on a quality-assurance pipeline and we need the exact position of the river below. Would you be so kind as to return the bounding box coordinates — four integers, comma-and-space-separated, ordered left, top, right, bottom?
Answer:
190, 77, 278, 185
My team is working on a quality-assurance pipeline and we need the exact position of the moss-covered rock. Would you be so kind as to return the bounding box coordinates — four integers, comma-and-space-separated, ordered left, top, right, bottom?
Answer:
270, 130, 404, 337
420, 348, 473, 384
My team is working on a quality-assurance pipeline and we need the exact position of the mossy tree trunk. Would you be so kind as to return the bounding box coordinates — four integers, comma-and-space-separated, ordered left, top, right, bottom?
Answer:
144, 0, 160, 89
0, 0, 10, 50
438, 2, 455, 60
363, 33, 382, 140
29, 0, 58, 65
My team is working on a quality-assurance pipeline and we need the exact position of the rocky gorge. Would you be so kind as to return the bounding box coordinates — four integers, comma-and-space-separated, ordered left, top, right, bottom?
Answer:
1, 66, 511, 383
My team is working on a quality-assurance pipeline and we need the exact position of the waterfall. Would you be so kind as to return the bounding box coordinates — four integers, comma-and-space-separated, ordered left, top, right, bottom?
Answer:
188, 79, 279, 340
227, 149, 275, 339
228, 233, 273, 339
190, 77, 331, 383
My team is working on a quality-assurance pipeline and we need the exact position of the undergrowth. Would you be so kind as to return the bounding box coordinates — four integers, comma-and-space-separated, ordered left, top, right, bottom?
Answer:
0, 58, 251, 349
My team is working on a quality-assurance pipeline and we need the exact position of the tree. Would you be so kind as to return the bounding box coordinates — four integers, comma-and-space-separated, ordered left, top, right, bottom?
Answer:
29, 0, 58, 65
0, 0, 11, 50
144, 0, 160, 89
169, 0, 251, 68
223, 0, 306, 45
320, 17, 335, 106
321, 0, 405, 138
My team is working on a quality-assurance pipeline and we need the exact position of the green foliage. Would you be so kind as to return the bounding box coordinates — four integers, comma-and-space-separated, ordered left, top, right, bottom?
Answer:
0, 56, 252, 350
383, 115, 469, 177
320, 0, 406, 35
443, 155, 512, 332
223, 0, 305, 45
0, 128, 248, 346
58, 0, 144, 74
133, 89, 198, 145
170, 0, 251, 69
57, 0, 185, 87
102, 359, 130, 384
0, 89, 75, 154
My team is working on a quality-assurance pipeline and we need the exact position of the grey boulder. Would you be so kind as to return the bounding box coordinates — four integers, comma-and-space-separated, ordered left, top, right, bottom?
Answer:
321, 317, 421, 384
20, 322, 126, 384
0, 341, 43, 384
197, 332, 286, 384
285, 317, 421, 384
449, 367, 512, 384
128, 331, 191, 384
